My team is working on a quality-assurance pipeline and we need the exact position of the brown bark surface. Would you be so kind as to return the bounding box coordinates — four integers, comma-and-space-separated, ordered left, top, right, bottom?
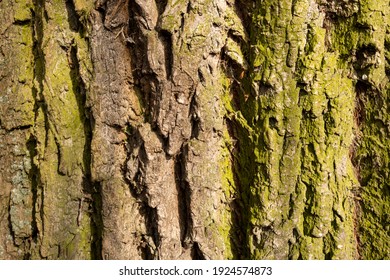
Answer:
0, 0, 389, 259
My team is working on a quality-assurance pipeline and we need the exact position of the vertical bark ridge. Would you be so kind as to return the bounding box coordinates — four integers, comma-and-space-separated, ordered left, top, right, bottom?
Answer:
32, 0, 93, 259
115, 0, 247, 259
232, 0, 359, 259
0, 0, 35, 259
328, 0, 390, 259
90, 0, 145, 259
0, 0, 95, 259
349, 0, 390, 258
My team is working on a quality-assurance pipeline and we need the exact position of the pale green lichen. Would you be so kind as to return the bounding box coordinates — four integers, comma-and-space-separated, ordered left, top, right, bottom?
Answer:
224, 0, 362, 259
13, 0, 33, 22
30, 0, 92, 259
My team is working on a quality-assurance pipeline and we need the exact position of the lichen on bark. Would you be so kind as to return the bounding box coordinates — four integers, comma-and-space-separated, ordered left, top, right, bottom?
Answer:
230, 0, 388, 259
0, 0, 389, 260
1, 0, 94, 259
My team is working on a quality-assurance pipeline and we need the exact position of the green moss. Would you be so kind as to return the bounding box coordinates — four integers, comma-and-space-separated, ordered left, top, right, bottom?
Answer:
226, 0, 364, 259
73, 0, 94, 16
218, 128, 236, 259
13, 0, 33, 22
355, 84, 390, 258
30, 0, 93, 259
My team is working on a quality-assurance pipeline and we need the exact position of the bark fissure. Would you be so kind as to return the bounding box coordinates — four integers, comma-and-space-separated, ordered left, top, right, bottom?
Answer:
174, 147, 195, 252
90, 182, 103, 260
29, 2, 46, 258
26, 135, 39, 243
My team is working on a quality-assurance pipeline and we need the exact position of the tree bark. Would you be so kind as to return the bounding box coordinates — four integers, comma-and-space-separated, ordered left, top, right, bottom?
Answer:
0, 0, 389, 259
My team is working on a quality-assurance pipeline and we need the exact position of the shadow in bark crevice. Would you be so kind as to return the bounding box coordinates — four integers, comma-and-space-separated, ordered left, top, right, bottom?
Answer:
174, 147, 193, 249
191, 242, 206, 260
90, 182, 103, 260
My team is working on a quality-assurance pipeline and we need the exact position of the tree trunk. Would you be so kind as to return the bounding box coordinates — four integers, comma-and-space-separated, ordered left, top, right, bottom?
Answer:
0, 0, 389, 260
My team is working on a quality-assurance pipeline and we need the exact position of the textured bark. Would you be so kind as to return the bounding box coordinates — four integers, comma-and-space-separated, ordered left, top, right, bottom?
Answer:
0, 0, 389, 259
